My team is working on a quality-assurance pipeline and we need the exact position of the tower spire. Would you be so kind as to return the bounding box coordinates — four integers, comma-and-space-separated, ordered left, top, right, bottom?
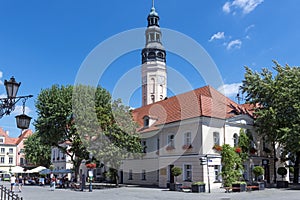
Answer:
141, 0, 167, 106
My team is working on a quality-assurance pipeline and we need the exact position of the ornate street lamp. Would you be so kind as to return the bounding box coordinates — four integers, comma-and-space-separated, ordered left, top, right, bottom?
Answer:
0, 76, 33, 129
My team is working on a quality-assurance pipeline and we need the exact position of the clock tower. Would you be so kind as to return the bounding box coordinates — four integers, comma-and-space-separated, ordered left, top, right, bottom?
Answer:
142, 0, 167, 106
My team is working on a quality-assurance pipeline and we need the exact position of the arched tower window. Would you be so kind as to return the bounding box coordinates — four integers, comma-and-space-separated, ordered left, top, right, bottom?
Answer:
150, 78, 155, 94
151, 95, 155, 103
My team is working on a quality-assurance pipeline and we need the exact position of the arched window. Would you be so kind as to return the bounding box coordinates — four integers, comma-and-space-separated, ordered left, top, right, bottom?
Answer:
148, 52, 156, 59
151, 95, 155, 103
233, 133, 239, 147
150, 78, 155, 94
213, 132, 220, 146
168, 134, 175, 147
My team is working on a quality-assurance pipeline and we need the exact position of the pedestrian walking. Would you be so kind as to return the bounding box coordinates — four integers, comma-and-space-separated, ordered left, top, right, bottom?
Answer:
18, 176, 23, 192
50, 176, 56, 191
10, 174, 16, 191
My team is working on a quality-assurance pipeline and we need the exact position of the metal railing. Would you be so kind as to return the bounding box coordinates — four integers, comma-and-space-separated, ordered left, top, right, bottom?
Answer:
0, 185, 23, 200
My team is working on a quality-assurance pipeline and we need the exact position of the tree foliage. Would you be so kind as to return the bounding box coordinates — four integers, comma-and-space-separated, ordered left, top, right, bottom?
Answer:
72, 85, 142, 185
24, 133, 51, 167
241, 61, 300, 183
238, 129, 250, 162
35, 85, 89, 179
35, 84, 142, 184
221, 144, 243, 187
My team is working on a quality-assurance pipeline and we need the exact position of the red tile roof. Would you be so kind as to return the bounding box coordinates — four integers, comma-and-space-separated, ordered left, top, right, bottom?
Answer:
0, 128, 32, 145
132, 85, 253, 132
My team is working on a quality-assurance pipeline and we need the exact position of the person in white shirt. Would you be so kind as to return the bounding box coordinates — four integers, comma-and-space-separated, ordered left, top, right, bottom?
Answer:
10, 175, 16, 191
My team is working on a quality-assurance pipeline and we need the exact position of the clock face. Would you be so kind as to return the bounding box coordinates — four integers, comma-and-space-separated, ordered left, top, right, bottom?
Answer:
157, 76, 165, 84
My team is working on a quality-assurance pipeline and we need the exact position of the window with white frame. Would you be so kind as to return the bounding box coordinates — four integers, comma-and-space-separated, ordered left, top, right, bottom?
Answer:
183, 164, 192, 181
0, 137, 4, 143
214, 165, 221, 182
233, 133, 239, 147
0, 156, 4, 163
8, 148, 13, 154
128, 169, 133, 180
1, 148, 5, 154
213, 132, 220, 145
167, 134, 175, 148
141, 169, 146, 180
52, 149, 56, 161
184, 132, 192, 146
9, 157, 13, 164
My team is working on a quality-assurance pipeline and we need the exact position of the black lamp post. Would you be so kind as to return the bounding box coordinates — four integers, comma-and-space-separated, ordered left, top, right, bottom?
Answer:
0, 76, 33, 130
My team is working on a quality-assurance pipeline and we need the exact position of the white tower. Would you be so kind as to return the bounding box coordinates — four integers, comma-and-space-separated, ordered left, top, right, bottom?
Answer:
142, 1, 167, 106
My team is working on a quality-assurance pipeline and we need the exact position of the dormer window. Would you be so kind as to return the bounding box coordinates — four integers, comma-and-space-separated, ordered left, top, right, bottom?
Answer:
144, 116, 150, 127
0, 137, 4, 144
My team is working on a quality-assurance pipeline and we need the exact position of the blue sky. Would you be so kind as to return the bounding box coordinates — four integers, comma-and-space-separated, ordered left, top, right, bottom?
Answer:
0, 0, 299, 137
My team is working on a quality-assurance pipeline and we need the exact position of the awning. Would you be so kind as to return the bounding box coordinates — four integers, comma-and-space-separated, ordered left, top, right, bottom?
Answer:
10, 166, 25, 173
39, 169, 72, 174
27, 166, 46, 173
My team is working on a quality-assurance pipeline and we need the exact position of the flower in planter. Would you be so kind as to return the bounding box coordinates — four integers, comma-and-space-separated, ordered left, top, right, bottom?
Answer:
166, 146, 175, 151
250, 147, 257, 154
182, 144, 193, 150
192, 181, 205, 186
235, 147, 242, 153
213, 144, 222, 151
86, 163, 97, 169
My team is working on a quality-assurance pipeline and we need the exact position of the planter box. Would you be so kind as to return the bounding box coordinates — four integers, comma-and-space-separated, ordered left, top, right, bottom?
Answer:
232, 183, 246, 192
276, 181, 288, 188
169, 183, 182, 191
252, 182, 265, 190
258, 182, 265, 190
191, 184, 205, 193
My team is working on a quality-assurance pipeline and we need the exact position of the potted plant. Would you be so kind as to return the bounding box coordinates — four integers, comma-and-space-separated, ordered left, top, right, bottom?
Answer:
232, 181, 247, 192
276, 167, 288, 188
252, 166, 265, 190
169, 166, 182, 191
191, 181, 205, 193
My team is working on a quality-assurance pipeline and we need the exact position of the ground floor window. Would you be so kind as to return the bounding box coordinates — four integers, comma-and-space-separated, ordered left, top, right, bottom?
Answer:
184, 164, 192, 181
141, 169, 146, 180
214, 165, 221, 182
128, 169, 133, 180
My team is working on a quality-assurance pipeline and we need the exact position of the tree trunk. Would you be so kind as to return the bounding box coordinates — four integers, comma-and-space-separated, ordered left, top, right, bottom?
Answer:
293, 151, 300, 183
273, 142, 277, 183
115, 174, 119, 187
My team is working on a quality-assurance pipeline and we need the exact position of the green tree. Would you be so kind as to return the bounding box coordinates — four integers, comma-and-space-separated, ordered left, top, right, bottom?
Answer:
35, 85, 89, 180
221, 144, 243, 187
241, 61, 300, 183
238, 129, 250, 162
171, 166, 182, 183
252, 166, 264, 181
71, 85, 143, 186
24, 133, 51, 167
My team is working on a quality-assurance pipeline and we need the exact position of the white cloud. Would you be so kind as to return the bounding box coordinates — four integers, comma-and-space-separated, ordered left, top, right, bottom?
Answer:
223, 0, 264, 15
223, 2, 231, 13
0, 71, 3, 85
12, 105, 32, 115
209, 32, 225, 42
218, 83, 242, 98
245, 24, 255, 33
227, 39, 242, 50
